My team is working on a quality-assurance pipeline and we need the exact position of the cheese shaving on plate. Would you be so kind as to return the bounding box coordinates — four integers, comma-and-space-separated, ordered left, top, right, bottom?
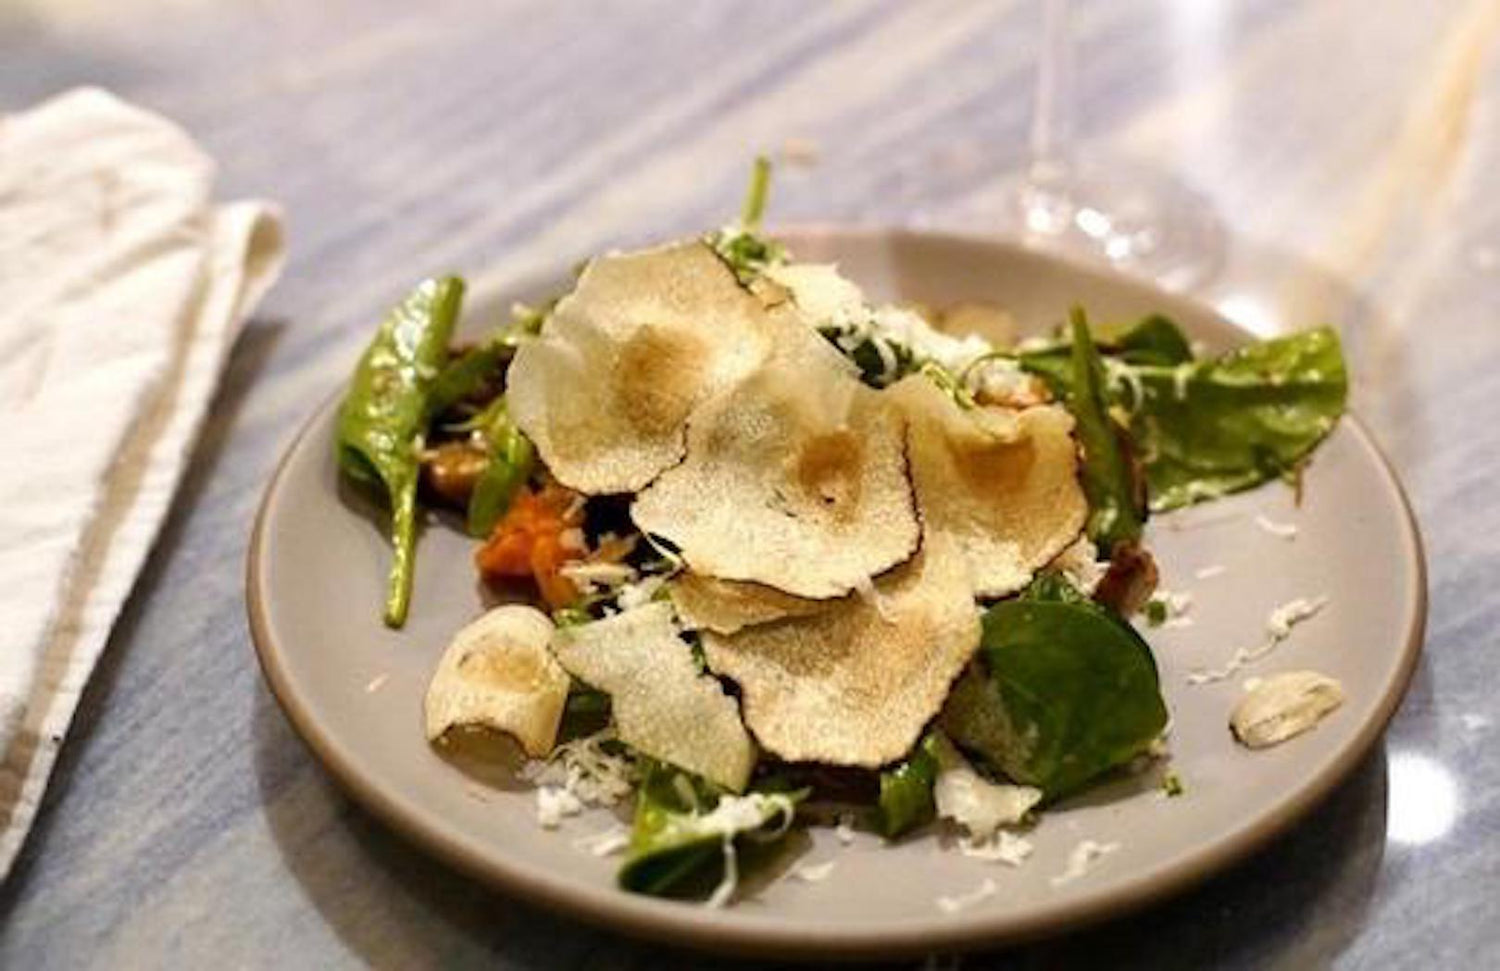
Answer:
791, 860, 836, 882
957, 831, 1033, 867
1254, 515, 1299, 540
1050, 839, 1120, 886
1188, 595, 1329, 685
936, 878, 998, 914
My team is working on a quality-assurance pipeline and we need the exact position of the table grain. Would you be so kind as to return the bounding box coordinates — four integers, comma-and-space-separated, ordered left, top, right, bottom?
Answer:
2, 1, 1498, 967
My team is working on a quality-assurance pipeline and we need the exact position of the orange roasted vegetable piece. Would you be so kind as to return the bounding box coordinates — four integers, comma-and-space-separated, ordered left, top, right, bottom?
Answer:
475, 483, 587, 609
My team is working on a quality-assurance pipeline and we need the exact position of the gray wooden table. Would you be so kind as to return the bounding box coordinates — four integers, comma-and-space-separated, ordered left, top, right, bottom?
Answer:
3, 1, 1497, 967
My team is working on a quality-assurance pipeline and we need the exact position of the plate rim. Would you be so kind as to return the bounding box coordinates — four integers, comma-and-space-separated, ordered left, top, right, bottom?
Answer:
246, 226, 1427, 960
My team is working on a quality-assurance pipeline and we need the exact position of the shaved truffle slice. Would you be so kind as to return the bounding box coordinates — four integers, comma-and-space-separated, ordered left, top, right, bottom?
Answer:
507, 241, 786, 494
632, 359, 920, 599
701, 538, 981, 767
669, 573, 828, 635
892, 375, 1087, 598
424, 606, 570, 758
551, 602, 755, 792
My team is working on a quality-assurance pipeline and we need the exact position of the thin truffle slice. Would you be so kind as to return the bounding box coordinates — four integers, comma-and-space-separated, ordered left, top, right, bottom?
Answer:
632, 355, 920, 599
892, 375, 1087, 598
424, 606, 570, 758
506, 241, 784, 494
669, 572, 828, 635
551, 602, 755, 792
702, 538, 981, 767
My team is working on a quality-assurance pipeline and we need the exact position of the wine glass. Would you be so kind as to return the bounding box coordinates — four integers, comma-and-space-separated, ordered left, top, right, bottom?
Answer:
1003, 0, 1224, 290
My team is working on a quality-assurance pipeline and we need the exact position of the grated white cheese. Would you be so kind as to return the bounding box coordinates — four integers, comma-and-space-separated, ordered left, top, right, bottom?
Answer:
937, 878, 998, 914
524, 728, 638, 810
669, 792, 799, 909
616, 574, 665, 612
572, 826, 630, 857
957, 831, 1033, 867
1050, 840, 1120, 887
791, 860, 837, 883
1193, 564, 1227, 580
834, 813, 857, 846
966, 356, 1049, 408
365, 672, 390, 694
1266, 595, 1328, 638
558, 560, 638, 593
934, 757, 1041, 840
868, 305, 994, 374
706, 837, 740, 909
1050, 535, 1108, 597
1188, 595, 1329, 685
536, 785, 584, 829
1254, 515, 1299, 540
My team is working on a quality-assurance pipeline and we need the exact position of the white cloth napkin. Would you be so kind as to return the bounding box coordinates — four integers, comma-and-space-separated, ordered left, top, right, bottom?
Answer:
0, 88, 285, 876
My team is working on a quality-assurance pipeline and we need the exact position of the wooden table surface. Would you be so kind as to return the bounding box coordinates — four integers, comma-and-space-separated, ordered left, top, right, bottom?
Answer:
3, 1, 1498, 967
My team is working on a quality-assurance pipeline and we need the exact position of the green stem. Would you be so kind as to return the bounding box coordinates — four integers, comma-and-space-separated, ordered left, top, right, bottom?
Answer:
383, 472, 418, 627
740, 155, 772, 231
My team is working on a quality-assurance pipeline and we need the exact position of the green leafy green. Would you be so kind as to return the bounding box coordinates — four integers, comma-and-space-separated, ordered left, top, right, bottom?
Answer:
464, 397, 536, 537
427, 343, 505, 420
427, 300, 554, 420
1131, 326, 1347, 511
618, 762, 803, 899
940, 587, 1168, 800
336, 276, 464, 627
1019, 570, 1090, 604
876, 731, 943, 839
1110, 314, 1194, 366
1052, 308, 1144, 555
710, 155, 785, 281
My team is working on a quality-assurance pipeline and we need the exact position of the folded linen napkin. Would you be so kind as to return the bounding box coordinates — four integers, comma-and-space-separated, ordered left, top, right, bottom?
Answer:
0, 88, 285, 876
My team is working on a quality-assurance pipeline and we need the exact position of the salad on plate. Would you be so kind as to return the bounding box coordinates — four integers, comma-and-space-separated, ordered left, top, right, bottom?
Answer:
333, 160, 1348, 906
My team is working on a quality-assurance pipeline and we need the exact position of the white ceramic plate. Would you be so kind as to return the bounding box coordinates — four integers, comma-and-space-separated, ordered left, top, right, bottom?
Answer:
248, 228, 1425, 960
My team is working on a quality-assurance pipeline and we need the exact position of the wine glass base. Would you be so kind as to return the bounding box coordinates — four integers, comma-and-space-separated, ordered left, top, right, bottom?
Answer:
996, 160, 1225, 292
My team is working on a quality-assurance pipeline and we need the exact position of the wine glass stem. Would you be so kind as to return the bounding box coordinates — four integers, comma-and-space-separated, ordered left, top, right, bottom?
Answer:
1029, 0, 1076, 188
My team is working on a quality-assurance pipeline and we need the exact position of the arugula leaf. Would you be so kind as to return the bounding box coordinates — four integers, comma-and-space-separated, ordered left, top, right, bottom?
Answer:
875, 731, 942, 839
940, 585, 1168, 800
618, 762, 803, 899
464, 397, 536, 537
337, 276, 464, 627
1041, 308, 1145, 555
710, 155, 785, 282
1132, 326, 1346, 510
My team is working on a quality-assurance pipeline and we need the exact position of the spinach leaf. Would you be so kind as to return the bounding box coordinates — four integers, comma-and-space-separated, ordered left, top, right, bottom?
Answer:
1046, 308, 1144, 555
618, 762, 803, 899
1110, 314, 1193, 366
465, 397, 536, 537
940, 593, 1167, 800
1132, 326, 1346, 510
875, 731, 943, 839
1017, 313, 1190, 389
337, 276, 464, 627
